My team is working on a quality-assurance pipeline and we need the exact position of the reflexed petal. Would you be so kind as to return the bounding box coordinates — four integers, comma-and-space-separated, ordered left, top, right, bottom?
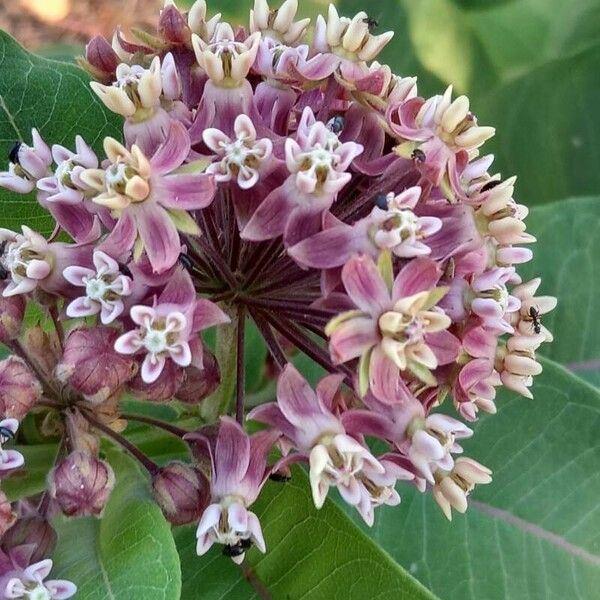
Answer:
341, 254, 391, 315
214, 417, 251, 494
392, 257, 440, 300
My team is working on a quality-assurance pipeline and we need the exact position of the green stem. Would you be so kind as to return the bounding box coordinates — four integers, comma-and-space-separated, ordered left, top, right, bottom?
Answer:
200, 314, 239, 423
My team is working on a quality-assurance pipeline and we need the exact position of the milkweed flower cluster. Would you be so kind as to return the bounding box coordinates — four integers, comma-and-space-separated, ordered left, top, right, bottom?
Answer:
0, 0, 556, 580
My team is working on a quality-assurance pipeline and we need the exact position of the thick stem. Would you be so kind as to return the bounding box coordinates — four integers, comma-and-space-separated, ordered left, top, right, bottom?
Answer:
200, 314, 239, 422
80, 410, 159, 475
235, 305, 246, 424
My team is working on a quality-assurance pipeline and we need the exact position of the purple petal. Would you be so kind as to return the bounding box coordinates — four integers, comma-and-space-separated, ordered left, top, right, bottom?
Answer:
214, 417, 250, 494
193, 299, 230, 331
342, 255, 391, 315
158, 268, 196, 306
288, 223, 364, 269
99, 211, 137, 260
155, 172, 216, 210
150, 120, 191, 175
368, 346, 405, 403
276, 364, 318, 426
241, 181, 295, 241
316, 374, 345, 412
329, 316, 379, 364
392, 257, 441, 300
426, 330, 461, 366
341, 409, 397, 440
132, 203, 180, 274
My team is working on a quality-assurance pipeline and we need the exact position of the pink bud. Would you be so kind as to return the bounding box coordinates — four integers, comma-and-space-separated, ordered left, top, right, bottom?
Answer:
0, 490, 16, 537
176, 350, 220, 404
1, 515, 57, 562
0, 295, 25, 342
23, 327, 61, 376
128, 359, 185, 403
56, 327, 138, 404
48, 451, 115, 517
158, 4, 191, 44
0, 357, 42, 419
85, 36, 120, 78
151, 462, 210, 525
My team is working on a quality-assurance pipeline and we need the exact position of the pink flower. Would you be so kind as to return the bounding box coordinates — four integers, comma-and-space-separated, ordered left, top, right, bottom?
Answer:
190, 417, 279, 563
453, 358, 500, 421
242, 107, 363, 244
3, 559, 76, 599
80, 120, 216, 273
0, 226, 93, 298
249, 365, 414, 525
114, 269, 229, 383
37, 136, 98, 204
470, 267, 521, 334
289, 187, 442, 269
63, 251, 133, 324
203, 114, 273, 190
326, 254, 459, 400
0, 418, 24, 472
0, 130, 52, 194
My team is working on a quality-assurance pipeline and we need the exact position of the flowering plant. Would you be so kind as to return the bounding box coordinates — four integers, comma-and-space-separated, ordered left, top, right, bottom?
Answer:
0, 1, 563, 598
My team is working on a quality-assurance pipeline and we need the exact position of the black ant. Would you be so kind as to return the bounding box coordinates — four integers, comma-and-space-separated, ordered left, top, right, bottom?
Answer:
117, 262, 133, 278
222, 538, 252, 558
528, 306, 542, 334
363, 16, 379, 32
8, 142, 21, 165
269, 472, 291, 483
178, 253, 194, 273
411, 148, 426, 163
481, 180, 501, 192
326, 115, 345, 135
0, 426, 15, 443
372, 193, 389, 210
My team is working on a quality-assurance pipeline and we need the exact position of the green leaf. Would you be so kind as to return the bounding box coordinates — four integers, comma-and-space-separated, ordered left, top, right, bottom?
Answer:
2, 443, 58, 501
479, 45, 600, 205
349, 358, 600, 599
176, 468, 438, 599
52, 450, 181, 600
0, 31, 121, 234
520, 196, 600, 385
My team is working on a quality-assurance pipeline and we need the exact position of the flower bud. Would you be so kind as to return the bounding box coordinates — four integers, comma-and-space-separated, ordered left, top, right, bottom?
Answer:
48, 451, 115, 517
158, 4, 191, 44
1, 515, 57, 562
0, 357, 42, 419
152, 462, 210, 525
128, 359, 185, 403
176, 351, 220, 404
0, 295, 25, 342
83, 36, 120, 81
56, 327, 138, 404
23, 326, 61, 375
0, 490, 16, 537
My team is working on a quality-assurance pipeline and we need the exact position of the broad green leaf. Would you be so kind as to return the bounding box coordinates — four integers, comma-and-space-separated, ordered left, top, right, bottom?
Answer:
2, 443, 58, 501
176, 468, 438, 599
479, 45, 600, 205
52, 450, 181, 600
350, 358, 600, 599
521, 196, 600, 385
0, 31, 121, 234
